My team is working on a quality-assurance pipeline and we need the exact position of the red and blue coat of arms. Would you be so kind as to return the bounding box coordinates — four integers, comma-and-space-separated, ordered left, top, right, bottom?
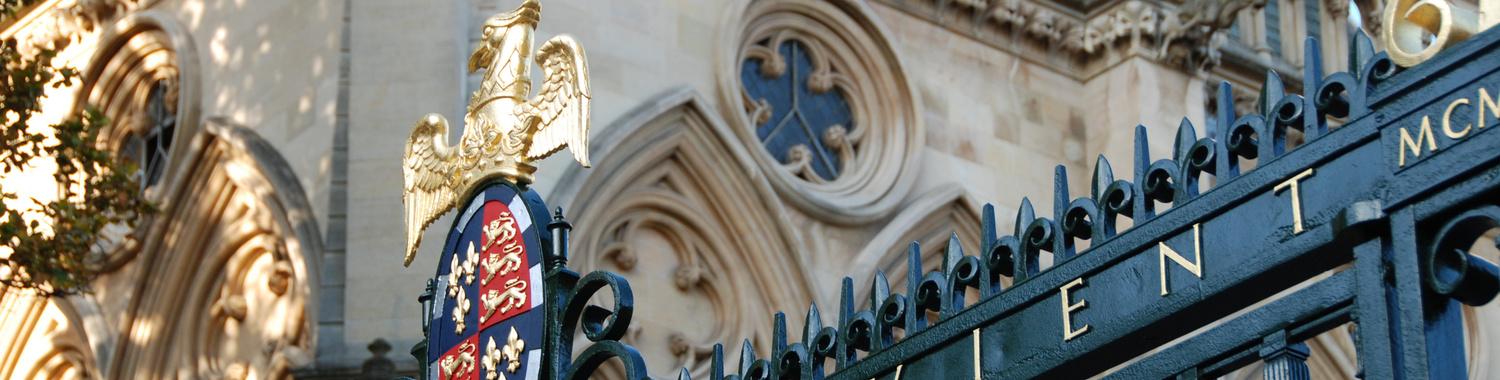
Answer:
428, 182, 548, 380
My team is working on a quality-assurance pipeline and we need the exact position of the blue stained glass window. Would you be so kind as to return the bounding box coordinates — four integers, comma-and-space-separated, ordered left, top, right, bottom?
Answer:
741, 41, 855, 180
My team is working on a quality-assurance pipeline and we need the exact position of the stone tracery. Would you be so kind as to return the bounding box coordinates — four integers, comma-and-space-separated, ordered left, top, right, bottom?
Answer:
742, 38, 857, 183
569, 93, 816, 378
722, 0, 923, 224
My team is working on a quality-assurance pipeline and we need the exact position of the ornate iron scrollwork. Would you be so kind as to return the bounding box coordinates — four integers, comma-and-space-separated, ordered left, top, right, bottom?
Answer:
499, 9, 1500, 378
1424, 205, 1500, 306
543, 210, 651, 380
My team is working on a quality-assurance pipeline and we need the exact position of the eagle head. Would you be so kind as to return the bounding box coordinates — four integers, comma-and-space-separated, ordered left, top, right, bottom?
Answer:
468, 0, 541, 73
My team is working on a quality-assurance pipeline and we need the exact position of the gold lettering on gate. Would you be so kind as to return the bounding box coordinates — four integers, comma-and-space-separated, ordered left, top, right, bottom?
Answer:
1481, 88, 1500, 130
1395, 86, 1500, 168
972, 329, 981, 380
1399, 116, 1439, 167
1158, 223, 1205, 296
1444, 98, 1473, 139
1060, 277, 1090, 341
1273, 169, 1314, 234
1380, 0, 1499, 67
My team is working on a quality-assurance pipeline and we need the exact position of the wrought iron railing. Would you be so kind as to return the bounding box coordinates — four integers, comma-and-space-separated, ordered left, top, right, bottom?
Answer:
431, 25, 1500, 380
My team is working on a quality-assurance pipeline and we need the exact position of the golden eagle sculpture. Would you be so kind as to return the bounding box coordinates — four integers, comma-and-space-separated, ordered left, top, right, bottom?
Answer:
402, 0, 590, 266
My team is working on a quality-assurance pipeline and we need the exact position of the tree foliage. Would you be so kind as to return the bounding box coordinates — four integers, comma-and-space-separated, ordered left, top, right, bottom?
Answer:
2, 0, 43, 21
2, 4, 154, 296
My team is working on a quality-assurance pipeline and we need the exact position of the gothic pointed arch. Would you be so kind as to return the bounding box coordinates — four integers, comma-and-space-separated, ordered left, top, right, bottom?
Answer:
98, 119, 321, 379
77, 10, 202, 199
848, 186, 985, 301
73, 10, 203, 270
563, 88, 815, 377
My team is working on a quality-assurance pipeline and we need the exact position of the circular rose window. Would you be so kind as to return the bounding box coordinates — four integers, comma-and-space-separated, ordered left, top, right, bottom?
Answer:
721, 0, 922, 224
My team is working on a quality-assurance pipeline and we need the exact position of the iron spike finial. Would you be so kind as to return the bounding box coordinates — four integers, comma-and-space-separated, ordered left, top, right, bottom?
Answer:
1015, 197, 1036, 238
711, 343, 725, 380
1258, 70, 1286, 118
773, 312, 788, 352
1053, 165, 1070, 221
944, 233, 964, 274
739, 339, 757, 375
1133, 125, 1150, 184
1215, 81, 1237, 181
1174, 118, 1197, 163
1092, 155, 1114, 202
981, 204, 998, 259
804, 303, 824, 346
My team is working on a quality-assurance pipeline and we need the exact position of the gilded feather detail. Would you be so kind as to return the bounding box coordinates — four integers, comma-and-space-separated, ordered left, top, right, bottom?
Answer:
400, 0, 590, 266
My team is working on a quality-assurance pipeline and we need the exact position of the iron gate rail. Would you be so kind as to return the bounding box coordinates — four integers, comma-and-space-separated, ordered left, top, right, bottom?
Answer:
420, 25, 1500, 380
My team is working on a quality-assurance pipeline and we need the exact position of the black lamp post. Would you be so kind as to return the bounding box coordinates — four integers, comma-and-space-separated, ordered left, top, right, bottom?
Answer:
411, 278, 435, 379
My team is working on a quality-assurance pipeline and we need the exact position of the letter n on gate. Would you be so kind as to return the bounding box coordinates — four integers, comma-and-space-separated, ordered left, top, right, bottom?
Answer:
1159, 224, 1204, 296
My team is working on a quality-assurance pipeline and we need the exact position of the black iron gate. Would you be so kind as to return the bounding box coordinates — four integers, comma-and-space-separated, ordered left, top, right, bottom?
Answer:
422, 27, 1500, 380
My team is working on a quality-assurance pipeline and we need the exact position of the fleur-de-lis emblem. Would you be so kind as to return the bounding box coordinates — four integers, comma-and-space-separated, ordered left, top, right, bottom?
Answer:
482, 336, 504, 380
449, 242, 480, 334
480, 327, 527, 380
451, 284, 470, 334
464, 243, 479, 281
448, 242, 479, 296
502, 327, 526, 373
446, 246, 463, 297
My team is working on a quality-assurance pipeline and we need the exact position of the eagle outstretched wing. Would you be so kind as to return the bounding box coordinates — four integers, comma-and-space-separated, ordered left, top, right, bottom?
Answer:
402, 114, 460, 266
517, 35, 591, 166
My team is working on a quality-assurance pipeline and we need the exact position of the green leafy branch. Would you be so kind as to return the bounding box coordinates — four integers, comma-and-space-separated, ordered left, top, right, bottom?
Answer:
2, 31, 155, 296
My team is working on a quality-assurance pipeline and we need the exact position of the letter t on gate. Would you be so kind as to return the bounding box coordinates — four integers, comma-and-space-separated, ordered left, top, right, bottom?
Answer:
1274, 169, 1314, 234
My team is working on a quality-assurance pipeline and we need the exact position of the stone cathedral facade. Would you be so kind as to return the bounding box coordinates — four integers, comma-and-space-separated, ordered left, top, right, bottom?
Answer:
1, 0, 1496, 378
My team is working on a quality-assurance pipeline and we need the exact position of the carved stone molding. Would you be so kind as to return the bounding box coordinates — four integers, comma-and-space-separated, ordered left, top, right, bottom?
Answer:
0, 291, 100, 379
0, 0, 143, 53
100, 119, 321, 379
1323, 0, 1351, 19
719, 0, 923, 225
80, 11, 203, 195
1356, 0, 1385, 38
73, 11, 203, 271
874, 0, 1267, 76
1160, 0, 1267, 70
568, 91, 816, 378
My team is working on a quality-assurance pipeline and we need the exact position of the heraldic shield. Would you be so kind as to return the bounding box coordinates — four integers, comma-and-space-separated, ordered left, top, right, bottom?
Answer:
428, 181, 551, 380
